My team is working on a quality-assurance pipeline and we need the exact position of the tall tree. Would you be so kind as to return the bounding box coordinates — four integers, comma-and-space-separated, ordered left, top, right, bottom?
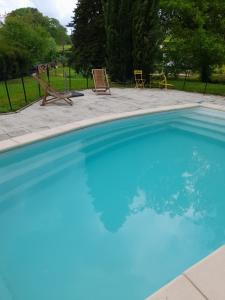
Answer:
0, 38, 30, 80
132, 0, 161, 76
104, 0, 161, 82
71, 0, 106, 76
160, 0, 225, 82
47, 18, 70, 45
1, 16, 56, 65
0, 7, 68, 78
7, 8, 69, 46
103, 0, 133, 82
72, 0, 161, 81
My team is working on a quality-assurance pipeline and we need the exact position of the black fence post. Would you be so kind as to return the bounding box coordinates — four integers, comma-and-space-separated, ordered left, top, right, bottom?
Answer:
47, 65, 50, 84
38, 82, 41, 97
36, 66, 41, 97
69, 66, 71, 90
204, 82, 208, 95
86, 76, 89, 89
182, 72, 187, 90
21, 76, 28, 104
4, 80, 13, 111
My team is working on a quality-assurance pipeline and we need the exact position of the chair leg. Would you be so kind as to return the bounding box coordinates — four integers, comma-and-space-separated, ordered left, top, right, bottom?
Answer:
41, 91, 48, 106
63, 98, 73, 105
51, 97, 72, 106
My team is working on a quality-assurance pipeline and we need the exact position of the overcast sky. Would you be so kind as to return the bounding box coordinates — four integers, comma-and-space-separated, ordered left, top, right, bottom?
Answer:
0, 0, 77, 26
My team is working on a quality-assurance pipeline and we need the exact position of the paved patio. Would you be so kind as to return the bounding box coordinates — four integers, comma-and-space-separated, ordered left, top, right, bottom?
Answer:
0, 88, 224, 141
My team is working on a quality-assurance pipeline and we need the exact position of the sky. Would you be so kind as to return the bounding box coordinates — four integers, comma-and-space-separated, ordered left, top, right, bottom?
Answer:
0, 0, 77, 26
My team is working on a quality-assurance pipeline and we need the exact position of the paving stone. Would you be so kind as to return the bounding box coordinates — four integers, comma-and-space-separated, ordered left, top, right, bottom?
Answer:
0, 88, 224, 141
145, 275, 205, 300
184, 246, 225, 300
7, 130, 30, 137
0, 134, 10, 141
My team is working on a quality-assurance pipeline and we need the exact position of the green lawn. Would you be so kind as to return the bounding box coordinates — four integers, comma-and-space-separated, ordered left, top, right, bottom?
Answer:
1, 71, 225, 113
0, 67, 94, 113
56, 44, 72, 52
169, 79, 225, 96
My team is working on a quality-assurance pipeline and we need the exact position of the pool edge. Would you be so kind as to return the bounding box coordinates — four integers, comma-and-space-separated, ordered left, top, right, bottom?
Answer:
145, 245, 225, 300
0, 103, 200, 153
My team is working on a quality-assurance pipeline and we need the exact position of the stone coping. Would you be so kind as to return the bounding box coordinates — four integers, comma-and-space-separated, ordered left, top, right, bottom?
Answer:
2, 102, 225, 154
146, 245, 225, 300
0, 103, 199, 153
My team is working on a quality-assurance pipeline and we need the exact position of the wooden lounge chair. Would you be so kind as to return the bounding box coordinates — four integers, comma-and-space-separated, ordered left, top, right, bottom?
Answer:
32, 64, 73, 106
134, 70, 145, 88
92, 69, 111, 95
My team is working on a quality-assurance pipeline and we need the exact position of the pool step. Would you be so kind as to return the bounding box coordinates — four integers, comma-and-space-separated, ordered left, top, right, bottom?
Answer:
85, 123, 167, 161
172, 122, 225, 143
0, 109, 184, 174
0, 119, 171, 181
190, 108, 225, 122
0, 115, 174, 173
182, 115, 225, 130
2, 111, 225, 200
2, 107, 225, 201
0, 122, 169, 201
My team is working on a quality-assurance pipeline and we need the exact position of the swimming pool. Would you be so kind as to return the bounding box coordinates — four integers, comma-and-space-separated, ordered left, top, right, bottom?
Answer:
0, 107, 225, 300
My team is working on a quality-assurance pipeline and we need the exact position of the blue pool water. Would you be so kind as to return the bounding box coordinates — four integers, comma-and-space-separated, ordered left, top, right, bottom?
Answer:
0, 107, 225, 300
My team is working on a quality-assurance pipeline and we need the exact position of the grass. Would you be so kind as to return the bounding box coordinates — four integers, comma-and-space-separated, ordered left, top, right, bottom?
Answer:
169, 79, 225, 96
56, 44, 72, 52
0, 67, 94, 113
1, 69, 225, 113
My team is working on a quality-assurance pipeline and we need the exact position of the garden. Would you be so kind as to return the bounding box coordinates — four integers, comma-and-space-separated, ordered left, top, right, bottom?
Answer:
0, 1, 225, 113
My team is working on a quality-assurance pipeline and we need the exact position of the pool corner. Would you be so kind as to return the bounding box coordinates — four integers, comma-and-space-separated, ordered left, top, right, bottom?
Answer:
146, 245, 225, 300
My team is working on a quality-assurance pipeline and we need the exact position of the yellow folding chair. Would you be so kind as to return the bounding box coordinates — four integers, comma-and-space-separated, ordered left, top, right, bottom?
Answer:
134, 70, 145, 88
149, 72, 174, 89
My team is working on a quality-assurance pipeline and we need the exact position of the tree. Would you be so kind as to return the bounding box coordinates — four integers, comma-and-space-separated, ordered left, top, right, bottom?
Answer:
47, 18, 70, 45
132, 0, 161, 76
103, 0, 133, 82
0, 39, 31, 80
71, 0, 161, 82
0, 7, 71, 78
71, 0, 106, 76
103, 0, 161, 82
7, 8, 69, 46
160, 0, 225, 82
1, 16, 56, 65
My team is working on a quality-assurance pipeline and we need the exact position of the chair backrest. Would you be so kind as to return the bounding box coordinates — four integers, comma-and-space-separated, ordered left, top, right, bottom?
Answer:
134, 69, 144, 81
134, 70, 143, 75
92, 69, 110, 90
32, 73, 49, 89
37, 64, 48, 74
32, 73, 57, 95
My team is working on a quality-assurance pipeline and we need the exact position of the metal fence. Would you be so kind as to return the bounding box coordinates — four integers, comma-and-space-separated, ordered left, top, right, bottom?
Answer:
1, 64, 224, 113
0, 63, 92, 113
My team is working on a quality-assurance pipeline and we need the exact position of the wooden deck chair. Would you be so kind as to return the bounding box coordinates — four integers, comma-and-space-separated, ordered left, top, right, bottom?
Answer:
134, 70, 145, 88
32, 64, 73, 106
92, 69, 111, 95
